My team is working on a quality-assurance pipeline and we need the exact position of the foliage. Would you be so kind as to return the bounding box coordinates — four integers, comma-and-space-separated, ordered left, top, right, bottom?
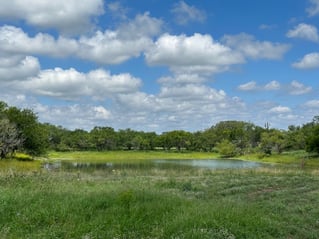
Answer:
4, 105, 48, 156
306, 124, 319, 154
215, 139, 237, 157
260, 129, 285, 154
0, 119, 22, 159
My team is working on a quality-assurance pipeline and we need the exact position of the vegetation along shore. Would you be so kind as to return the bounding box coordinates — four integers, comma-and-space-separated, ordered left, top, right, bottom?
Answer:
1, 101, 319, 238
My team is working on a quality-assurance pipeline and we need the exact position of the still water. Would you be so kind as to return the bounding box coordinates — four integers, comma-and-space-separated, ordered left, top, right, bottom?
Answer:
43, 159, 263, 171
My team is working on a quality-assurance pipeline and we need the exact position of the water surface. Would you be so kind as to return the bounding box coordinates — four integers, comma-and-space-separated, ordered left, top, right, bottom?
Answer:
43, 158, 263, 171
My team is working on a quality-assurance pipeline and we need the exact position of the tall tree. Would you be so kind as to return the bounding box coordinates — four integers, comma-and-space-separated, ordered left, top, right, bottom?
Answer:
5, 106, 48, 156
0, 119, 22, 159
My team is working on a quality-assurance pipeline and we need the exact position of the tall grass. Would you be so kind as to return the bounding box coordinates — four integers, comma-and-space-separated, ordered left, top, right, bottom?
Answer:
1, 166, 319, 238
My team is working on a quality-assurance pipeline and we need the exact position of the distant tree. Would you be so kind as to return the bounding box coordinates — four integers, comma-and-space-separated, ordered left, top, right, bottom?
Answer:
160, 130, 192, 151
90, 126, 117, 151
215, 139, 237, 158
285, 125, 306, 150
0, 119, 23, 159
5, 106, 48, 156
118, 129, 138, 150
306, 123, 319, 154
260, 129, 285, 154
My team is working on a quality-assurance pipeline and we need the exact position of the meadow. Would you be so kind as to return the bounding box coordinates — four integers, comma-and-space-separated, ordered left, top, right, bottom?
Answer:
1, 151, 319, 238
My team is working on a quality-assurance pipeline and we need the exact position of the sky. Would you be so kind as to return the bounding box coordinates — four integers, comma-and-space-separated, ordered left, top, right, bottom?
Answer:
0, 0, 318, 133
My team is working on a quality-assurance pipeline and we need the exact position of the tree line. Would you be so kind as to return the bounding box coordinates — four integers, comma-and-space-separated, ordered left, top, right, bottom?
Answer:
1, 101, 319, 159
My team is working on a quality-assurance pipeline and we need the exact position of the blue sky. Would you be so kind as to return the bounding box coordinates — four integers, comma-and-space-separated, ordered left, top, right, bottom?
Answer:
0, 0, 318, 132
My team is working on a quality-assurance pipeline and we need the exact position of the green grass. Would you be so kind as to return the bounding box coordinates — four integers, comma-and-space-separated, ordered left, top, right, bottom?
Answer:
47, 150, 220, 163
47, 150, 319, 169
1, 150, 319, 238
1, 166, 319, 238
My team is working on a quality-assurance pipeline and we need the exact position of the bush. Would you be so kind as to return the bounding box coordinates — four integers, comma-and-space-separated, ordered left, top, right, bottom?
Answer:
216, 140, 237, 158
14, 153, 33, 161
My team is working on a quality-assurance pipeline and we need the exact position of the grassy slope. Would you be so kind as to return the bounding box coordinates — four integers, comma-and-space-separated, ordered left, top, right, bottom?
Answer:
1, 167, 319, 238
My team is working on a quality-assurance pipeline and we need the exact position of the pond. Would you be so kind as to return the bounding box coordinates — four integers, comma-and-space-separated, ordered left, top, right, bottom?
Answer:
43, 159, 264, 172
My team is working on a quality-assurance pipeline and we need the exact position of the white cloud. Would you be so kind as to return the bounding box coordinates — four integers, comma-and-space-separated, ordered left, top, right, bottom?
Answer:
289, 80, 312, 95
0, 55, 40, 81
159, 84, 226, 102
269, 106, 292, 113
78, 13, 162, 64
222, 33, 290, 60
38, 104, 113, 130
21, 68, 142, 100
0, 25, 79, 57
307, 0, 319, 16
304, 99, 319, 108
93, 106, 112, 120
145, 33, 244, 74
238, 80, 281, 91
107, 2, 128, 20
171, 1, 206, 25
264, 81, 281, 90
286, 23, 319, 42
158, 74, 206, 85
0, 13, 163, 65
0, 0, 104, 34
238, 81, 257, 91
292, 52, 319, 69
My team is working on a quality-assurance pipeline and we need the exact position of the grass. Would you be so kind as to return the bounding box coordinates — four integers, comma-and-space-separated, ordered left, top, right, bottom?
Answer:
47, 150, 319, 169
1, 150, 319, 238
1, 165, 319, 238
47, 150, 220, 163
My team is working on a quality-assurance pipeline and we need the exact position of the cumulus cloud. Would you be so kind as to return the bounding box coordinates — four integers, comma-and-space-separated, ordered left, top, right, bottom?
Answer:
78, 13, 162, 64
158, 74, 206, 86
145, 33, 244, 74
222, 33, 290, 60
238, 80, 281, 91
238, 81, 257, 91
292, 52, 319, 69
114, 82, 246, 131
107, 2, 128, 20
36, 104, 113, 130
21, 68, 142, 100
0, 0, 104, 34
289, 80, 312, 95
0, 55, 40, 81
269, 106, 291, 113
264, 81, 281, 90
307, 0, 319, 16
0, 25, 79, 57
286, 23, 319, 42
0, 13, 163, 65
171, 1, 206, 25
304, 99, 319, 108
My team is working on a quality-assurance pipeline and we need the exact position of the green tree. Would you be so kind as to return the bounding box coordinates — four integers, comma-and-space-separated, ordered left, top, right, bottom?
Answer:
90, 127, 117, 150
306, 124, 319, 154
5, 106, 48, 156
215, 139, 237, 158
160, 130, 192, 151
0, 119, 22, 159
260, 129, 285, 155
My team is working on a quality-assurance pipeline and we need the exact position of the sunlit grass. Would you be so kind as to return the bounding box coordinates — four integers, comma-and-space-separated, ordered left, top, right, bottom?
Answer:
0, 159, 41, 173
1, 167, 319, 238
47, 150, 220, 163
47, 150, 319, 169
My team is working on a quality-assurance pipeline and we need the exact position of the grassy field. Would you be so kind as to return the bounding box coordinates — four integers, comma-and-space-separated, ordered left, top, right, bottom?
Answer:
47, 151, 220, 163
1, 151, 319, 238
